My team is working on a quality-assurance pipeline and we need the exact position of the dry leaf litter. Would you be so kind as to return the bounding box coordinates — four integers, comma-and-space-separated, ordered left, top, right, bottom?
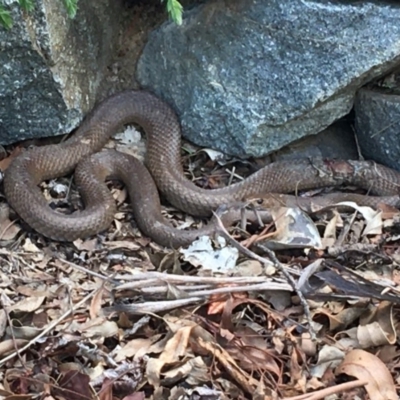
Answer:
0, 124, 399, 400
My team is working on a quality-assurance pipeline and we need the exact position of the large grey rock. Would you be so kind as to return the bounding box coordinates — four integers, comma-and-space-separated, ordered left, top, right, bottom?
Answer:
137, 0, 400, 158
355, 85, 400, 171
271, 120, 358, 163
0, 0, 124, 145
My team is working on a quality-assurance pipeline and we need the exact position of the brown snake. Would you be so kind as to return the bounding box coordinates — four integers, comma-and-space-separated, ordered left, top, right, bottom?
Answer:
3, 90, 400, 248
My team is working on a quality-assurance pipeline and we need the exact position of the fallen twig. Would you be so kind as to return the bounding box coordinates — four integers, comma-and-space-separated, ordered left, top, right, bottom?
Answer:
117, 281, 292, 297
105, 296, 204, 315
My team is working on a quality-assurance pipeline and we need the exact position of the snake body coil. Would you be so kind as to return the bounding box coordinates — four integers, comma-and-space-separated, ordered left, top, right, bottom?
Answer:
4, 90, 400, 247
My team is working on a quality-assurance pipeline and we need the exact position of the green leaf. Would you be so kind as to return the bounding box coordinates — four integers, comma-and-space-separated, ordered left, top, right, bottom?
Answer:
165, 0, 183, 25
62, 0, 78, 19
0, 4, 12, 29
18, 0, 34, 12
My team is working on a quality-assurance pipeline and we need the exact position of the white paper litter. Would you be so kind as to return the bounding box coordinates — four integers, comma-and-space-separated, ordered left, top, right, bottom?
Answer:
179, 236, 239, 273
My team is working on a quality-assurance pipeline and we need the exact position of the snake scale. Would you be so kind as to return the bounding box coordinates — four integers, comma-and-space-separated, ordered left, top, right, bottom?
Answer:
3, 90, 400, 247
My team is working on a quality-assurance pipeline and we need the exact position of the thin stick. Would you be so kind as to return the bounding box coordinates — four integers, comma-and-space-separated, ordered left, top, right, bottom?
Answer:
57, 259, 117, 283
0, 296, 25, 367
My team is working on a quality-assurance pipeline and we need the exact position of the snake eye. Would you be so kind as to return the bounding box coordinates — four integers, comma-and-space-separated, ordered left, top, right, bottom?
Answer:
256, 198, 263, 205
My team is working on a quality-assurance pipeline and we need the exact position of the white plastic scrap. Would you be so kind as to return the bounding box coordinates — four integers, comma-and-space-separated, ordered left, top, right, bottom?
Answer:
179, 236, 239, 272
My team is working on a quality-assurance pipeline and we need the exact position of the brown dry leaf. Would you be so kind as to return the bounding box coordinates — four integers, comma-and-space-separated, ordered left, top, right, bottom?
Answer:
195, 335, 259, 394
146, 325, 194, 388
105, 240, 141, 251
0, 394, 33, 400
55, 370, 94, 400
90, 287, 105, 319
9, 296, 46, 313
162, 356, 208, 386
98, 378, 113, 400
122, 393, 145, 400
16, 285, 51, 297
330, 307, 366, 331
298, 333, 316, 357
378, 345, 400, 364
0, 147, 22, 170
7, 322, 44, 340
228, 342, 281, 377
289, 346, 307, 392
181, 356, 209, 385
82, 319, 119, 339
357, 301, 396, 347
321, 211, 341, 248
379, 203, 400, 220
73, 238, 99, 252
115, 337, 160, 362
32, 311, 48, 328
312, 304, 364, 332
0, 389, 22, 398
207, 289, 248, 316
0, 204, 21, 241
357, 322, 394, 348
0, 338, 29, 356
311, 345, 345, 379
232, 260, 263, 276
217, 298, 282, 377
305, 375, 325, 391
336, 349, 397, 400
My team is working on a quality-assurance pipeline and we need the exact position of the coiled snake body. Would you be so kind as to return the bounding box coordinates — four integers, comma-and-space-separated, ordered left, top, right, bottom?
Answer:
4, 90, 400, 247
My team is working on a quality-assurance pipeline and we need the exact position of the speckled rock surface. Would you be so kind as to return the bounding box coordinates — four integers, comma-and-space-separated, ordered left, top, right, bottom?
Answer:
0, 0, 124, 145
271, 120, 358, 162
137, 0, 400, 158
355, 85, 400, 171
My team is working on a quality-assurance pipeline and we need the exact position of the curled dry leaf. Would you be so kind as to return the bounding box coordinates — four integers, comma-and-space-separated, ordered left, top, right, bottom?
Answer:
0, 339, 29, 357
115, 336, 161, 362
9, 296, 46, 313
336, 349, 397, 400
6, 323, 44, 340
311, 345, 345, 379
357, 301, 396, 348
146, 325, 194, 388
162, 356, 208, 386
357, 321, 395, 349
